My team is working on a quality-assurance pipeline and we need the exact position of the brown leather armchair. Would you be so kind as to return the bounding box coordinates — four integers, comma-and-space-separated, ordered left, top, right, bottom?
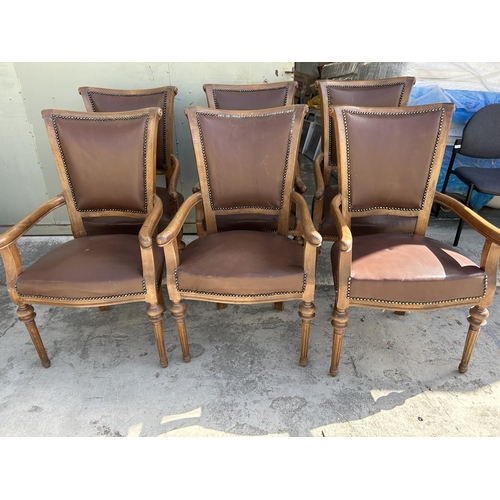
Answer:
0, 107, 169, 368
312, 77, 415, 240
329, 102, 500, 377
79, 86, 184, 248
157, 105, 322, 367
193, 81, 306, 239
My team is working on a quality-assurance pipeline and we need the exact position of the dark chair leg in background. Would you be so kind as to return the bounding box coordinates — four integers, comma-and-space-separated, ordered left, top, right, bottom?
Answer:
453, 184, 474, 247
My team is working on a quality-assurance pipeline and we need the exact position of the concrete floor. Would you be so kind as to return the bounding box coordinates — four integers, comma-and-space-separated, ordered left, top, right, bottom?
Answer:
1, 156, 500, 437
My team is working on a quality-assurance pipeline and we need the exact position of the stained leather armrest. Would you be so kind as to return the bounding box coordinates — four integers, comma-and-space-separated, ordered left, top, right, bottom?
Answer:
291, 191, 322, 247
330, 194, 352, 252
139, 195, 163, 248
434, 192, 500, 246
0, 194, 66, 250
157, 191, 202, 246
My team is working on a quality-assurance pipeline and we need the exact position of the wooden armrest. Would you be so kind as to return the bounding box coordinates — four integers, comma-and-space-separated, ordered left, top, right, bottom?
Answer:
434, 192, 500, 246
294, 160, 307, 194
291, 192, 322, 247
139, 195, 163, 248
167, 155, 180, 200
330, 194, 352, 252
313, 153, 325, 201
156, 192, 202, 246
0, 194, 66, 250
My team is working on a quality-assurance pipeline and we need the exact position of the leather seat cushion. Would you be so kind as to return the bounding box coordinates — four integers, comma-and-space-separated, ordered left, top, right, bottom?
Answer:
320, 185, 418, 238
16, 235, 164, 299
176, 230, 305, 296
214, 209, 297, 232
83, 187, 184, 236
331, 233, 485, 304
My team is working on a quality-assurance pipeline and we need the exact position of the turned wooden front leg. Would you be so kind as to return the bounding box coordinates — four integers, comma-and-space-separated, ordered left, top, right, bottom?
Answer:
16, 304, 51, 368
330, 308, 348, 377
298, 301, 315, 367
170, 301, 191, 362
147, 302, 168, 368
459, 305, 488, 374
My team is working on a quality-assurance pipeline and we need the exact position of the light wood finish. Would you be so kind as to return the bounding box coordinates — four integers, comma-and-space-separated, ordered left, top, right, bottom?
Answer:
329, 102, 500, 377
0, 107, 168, 368
157, 105, 322, 368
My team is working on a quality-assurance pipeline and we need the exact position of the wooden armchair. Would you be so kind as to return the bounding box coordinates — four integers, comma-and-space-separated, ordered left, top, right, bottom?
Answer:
329, 102, 500, 377
312, 77, 415, 240
79, 86, 184, 248
0, 107, 169, 368
157, 105, 322, 367
193, 81, 306, 239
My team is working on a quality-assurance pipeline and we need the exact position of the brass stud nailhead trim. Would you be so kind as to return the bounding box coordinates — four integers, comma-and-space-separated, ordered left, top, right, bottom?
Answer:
342, 107, 445, 213
195, 108, 295, 212
326, 82, 408, 167
15, 279, 148, 301
346, 275, 487, 305
52, 113, 150, 214
212, 86, 290, 110
174, 270, 307, 297
87, 90, 170, 171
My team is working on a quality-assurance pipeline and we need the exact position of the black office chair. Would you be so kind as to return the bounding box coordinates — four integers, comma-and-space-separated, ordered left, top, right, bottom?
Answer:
437, 103, 500, 246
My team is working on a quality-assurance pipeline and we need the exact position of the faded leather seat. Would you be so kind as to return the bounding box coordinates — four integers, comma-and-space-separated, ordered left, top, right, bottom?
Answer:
176, 231, 305, 296
329, 102, 500, 378
16, 235, 164, 299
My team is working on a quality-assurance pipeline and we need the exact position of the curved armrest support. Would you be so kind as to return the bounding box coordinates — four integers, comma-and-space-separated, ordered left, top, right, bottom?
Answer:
291, 191, 322, 247
294, 160, 307, 194
0, 194, 66, 250
313, 153, 325, 201
167, 154, 180, 200
330, 194, 352, 252
157, 191, 202, 246
139, 195, 163, 249
434, 192, 500, 246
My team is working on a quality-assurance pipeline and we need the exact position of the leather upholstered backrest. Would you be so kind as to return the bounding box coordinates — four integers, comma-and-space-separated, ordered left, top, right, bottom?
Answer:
42, 107, 162, 236
316, 77, 415, 175
330, 103, 454, 235
185, 105, 307, 235
203, 82, 297, 110
79, 86, 176, 174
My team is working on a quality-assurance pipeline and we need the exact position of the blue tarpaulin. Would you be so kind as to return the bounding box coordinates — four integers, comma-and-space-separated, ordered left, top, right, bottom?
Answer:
409, 86, 500, 210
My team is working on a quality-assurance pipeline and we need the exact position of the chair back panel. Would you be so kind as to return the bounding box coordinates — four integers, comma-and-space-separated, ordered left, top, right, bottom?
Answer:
185, 105, 307, 234
460, 103, 500, 158
79, 86, 176, 173
42, 108, 161, 232
317, 77, 415, 172
204, 82, 297, 110
331, 103, 454, 234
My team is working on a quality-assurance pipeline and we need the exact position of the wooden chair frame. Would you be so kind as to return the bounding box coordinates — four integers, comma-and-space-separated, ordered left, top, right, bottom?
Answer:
157, 105, 322, 367
0, 107, 169, 368
329, 102, 500, 377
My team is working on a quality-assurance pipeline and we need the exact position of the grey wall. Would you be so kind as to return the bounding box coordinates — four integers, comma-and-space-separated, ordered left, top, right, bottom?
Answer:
0, 62, 294, 235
